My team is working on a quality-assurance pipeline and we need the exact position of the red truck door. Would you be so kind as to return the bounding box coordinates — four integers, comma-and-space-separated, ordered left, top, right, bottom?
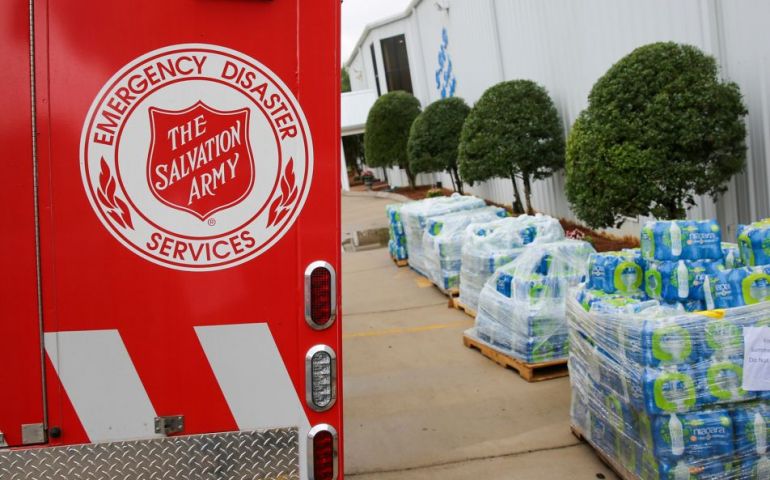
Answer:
3, 1, 342, 478
0, 0, 46, 449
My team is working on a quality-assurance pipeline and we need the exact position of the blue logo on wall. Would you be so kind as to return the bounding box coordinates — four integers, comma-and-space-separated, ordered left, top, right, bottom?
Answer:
435, 28, 457, 98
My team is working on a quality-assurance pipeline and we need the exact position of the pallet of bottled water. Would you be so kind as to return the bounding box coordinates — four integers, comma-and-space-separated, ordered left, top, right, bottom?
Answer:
458, 214, 565, 313
420, 206, 508, 293
567, 219, 770, 480
386, 203, 408, 263
467, 240, 595, 364
570, 293, 770, 479
399, 194, 486, 277
569, 218, 770, 479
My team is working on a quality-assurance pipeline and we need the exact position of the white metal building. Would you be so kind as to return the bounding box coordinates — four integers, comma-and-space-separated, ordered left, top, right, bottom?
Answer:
343, 0, 770, 237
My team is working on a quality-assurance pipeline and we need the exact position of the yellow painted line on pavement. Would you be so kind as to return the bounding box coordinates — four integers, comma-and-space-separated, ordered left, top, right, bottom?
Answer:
344, 319, 471, 339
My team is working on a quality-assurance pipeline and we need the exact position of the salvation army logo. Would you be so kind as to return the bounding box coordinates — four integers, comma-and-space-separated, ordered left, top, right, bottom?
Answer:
147, 102, 254, 220
80, 44, 313, 271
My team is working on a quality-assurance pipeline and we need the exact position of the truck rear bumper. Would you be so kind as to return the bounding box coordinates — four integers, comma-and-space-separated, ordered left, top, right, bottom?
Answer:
0, 427, 299, 479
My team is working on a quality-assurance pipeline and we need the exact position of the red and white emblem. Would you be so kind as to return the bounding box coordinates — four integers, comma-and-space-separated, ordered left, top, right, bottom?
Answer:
80, 44, 313, 270
147, 102, 254, 220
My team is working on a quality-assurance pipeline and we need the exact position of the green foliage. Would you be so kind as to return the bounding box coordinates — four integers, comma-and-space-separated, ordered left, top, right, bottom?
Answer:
408, 97, 470, 193
341, 68, 351, 93
426, 188, 444, 198
365, 91, 422, 187
408, 100, 469, 172
458, 80, 564, 213
565, 42, 747, 228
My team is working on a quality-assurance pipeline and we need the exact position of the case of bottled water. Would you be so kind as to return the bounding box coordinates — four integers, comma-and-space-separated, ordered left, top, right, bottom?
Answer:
723, 243, 744, 269
588, 250, 646, 296
645, 259, 725, 305
641, 220, 722, 262
738, 219, 770, 267
705, 265, 770, 309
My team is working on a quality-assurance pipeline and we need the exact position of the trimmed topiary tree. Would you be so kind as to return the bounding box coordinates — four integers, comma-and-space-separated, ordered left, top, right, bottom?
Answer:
407, 97, 470, 193
341, 67, 351, 93
365, 91, 421, 188
458, 80, 564, 214
566, 42, 747, 229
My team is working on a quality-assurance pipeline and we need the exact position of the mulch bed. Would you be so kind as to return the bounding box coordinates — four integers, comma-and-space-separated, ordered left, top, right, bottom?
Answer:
349, 183, 454, 201
390, 186, 454, 200
559, 218, 639, 252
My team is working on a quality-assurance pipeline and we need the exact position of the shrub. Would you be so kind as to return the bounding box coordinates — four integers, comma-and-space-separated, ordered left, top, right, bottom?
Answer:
407, 97, 471, 193
426, 188, 445, 198
341, 68, 351, 93
565, 42, 747, 228
458, 80, 564, 214
365, 91, 422, 188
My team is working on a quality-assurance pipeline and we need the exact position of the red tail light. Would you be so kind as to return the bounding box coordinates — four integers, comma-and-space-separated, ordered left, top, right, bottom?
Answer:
311, 267, 331, 324
313, 430, 334, 479
305, 261, 337, 329
308, 424, 338, 480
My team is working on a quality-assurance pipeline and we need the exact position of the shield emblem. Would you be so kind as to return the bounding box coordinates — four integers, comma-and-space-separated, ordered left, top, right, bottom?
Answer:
147, 101, 255, 220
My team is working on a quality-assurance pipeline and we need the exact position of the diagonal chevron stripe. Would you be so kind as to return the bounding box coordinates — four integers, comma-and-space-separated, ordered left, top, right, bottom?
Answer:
195, 323, 310, 480
44, 330, 160, 443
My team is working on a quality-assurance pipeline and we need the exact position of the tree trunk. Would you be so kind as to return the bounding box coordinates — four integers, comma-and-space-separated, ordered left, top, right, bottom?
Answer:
403, 162, 416, 190
665, 197, 686, 220
522, 173, 534, 215
451, 167, 464, 194
510, 174, 524, 214
446, 171, 457, 192
382, 167, 389, 186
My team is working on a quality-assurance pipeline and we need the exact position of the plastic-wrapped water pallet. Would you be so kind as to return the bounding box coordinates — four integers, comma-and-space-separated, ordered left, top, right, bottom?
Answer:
458, 214, 565, 313
386, 203, 408, 265
421, 206, 509, 294
400, 194, 486, 277
465, 240, 594, 377
569, 283, 770, 480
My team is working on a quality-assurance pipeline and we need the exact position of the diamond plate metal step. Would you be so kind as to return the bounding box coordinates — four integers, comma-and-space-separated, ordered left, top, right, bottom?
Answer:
0, 427, 299, 480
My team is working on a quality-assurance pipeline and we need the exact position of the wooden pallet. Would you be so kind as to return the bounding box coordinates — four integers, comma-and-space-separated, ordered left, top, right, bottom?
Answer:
571, 425, 638, 480
448, 296, 477, 318
462, 333, 568, 382
391, 256, 408, 267
412, 270, 459, 298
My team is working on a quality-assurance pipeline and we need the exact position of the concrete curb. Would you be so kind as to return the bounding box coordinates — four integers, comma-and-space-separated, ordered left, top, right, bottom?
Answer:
342, 190, 410, 202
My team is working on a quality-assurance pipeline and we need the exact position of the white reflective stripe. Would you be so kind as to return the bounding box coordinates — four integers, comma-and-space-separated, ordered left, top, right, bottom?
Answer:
45, 330, 159, 443
195, 323, 310, 480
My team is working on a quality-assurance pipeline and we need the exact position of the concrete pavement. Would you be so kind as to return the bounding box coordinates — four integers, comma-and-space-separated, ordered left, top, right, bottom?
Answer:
341, 194, 394, 247
341, 194, 617, 479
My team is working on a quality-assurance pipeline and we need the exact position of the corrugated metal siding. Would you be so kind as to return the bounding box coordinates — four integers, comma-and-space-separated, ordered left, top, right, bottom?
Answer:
348, 0, 770, 237
413, 0, 448, 105
445, 0, 504, 101
719, 0, 770, 234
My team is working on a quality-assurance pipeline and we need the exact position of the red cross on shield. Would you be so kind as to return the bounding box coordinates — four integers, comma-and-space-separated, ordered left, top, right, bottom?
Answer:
147, 101, 255, 220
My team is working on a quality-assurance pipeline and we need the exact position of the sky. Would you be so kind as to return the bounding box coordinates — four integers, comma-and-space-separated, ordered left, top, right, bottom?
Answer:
342, 0, 413, 63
